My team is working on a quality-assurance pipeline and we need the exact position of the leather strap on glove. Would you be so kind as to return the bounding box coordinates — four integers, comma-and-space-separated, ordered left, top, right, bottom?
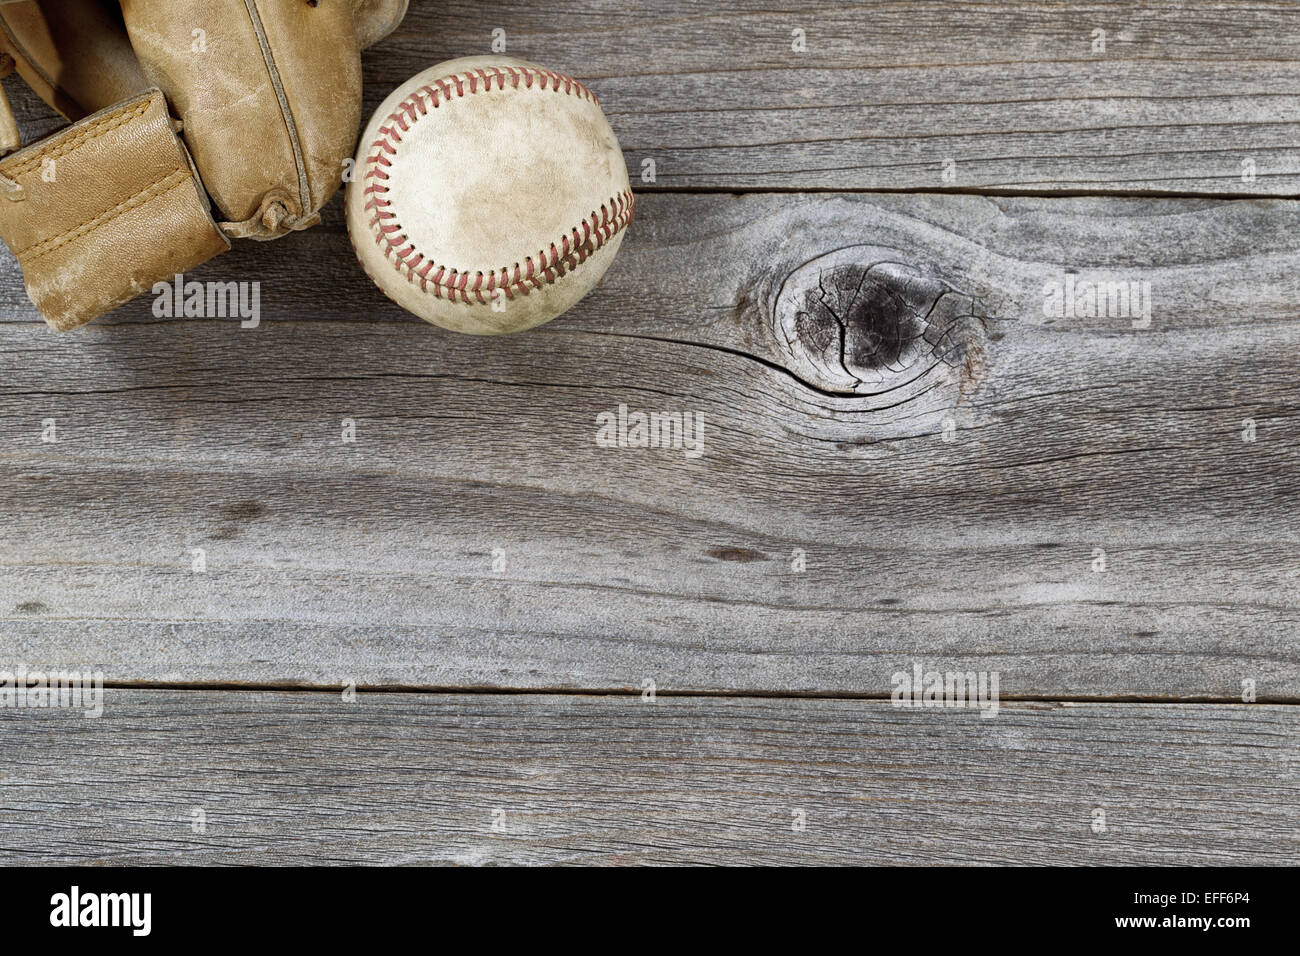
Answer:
0, 0, 407, 331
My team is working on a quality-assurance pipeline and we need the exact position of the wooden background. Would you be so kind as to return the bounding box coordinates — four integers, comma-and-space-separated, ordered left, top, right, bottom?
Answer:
1, 0, 1298, 864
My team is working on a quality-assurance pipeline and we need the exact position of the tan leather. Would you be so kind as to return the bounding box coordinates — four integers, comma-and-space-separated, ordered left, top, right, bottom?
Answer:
0, 0, 404, 329
120, 0, 362, 238
0, 53, 19, 154
352, 0, 407, 49
0, 89, 229, 331
0, 0, 399, 122
0, 1, 149, 120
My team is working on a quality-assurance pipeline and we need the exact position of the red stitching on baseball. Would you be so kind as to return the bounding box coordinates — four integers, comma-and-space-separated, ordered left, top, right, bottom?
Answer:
362, 65, 634, 305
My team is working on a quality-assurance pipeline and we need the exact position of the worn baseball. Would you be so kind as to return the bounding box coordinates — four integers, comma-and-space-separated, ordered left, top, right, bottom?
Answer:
347, 55, 634, 334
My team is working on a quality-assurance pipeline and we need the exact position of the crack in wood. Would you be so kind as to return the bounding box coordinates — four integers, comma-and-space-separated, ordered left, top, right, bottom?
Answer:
766, 246, 992, 427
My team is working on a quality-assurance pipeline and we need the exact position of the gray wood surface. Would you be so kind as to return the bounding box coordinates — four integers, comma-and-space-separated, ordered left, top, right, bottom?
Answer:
2, 691, 1294, 865
376, 0, 1300, 195
1, 0, 1297, 866
2, 194, 1297, 698
17, 1, 1296, 196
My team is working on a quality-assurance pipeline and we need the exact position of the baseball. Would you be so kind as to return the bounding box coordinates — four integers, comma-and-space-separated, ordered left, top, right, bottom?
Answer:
347, 55, 634, 334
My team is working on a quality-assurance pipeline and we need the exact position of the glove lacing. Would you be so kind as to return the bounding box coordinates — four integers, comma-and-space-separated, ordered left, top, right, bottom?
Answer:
219, 189, 321, 241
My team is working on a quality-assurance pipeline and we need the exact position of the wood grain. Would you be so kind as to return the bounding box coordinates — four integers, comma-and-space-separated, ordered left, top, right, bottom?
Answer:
2, 193, 1299, 697
1, 691, 1293, 865
368, 0, 1300, 195
0, 1, 1296, 869
5, 1, 1297, 197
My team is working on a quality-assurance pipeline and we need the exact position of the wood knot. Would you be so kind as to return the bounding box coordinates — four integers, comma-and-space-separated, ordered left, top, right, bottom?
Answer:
773, 246, 989, 397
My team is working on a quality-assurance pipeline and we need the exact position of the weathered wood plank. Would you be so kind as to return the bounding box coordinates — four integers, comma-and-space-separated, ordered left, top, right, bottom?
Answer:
5, 1, 1297, 196
369, 0, 1300, 194
0, 691, 1293, 865
2, 193, 1299, 696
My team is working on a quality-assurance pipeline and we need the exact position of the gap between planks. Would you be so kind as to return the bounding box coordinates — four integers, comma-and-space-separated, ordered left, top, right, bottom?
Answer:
82, 681, 1300, 706
636, 185, 1300, 201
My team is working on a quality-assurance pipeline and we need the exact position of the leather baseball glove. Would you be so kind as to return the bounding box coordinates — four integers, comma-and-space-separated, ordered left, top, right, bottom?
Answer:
0, 0, 407, 331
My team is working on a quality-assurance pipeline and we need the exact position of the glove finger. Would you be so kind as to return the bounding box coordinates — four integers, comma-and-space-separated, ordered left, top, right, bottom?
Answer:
0, 0, 148, 121
351, 0, 407, 50
120, 0, 363, 237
